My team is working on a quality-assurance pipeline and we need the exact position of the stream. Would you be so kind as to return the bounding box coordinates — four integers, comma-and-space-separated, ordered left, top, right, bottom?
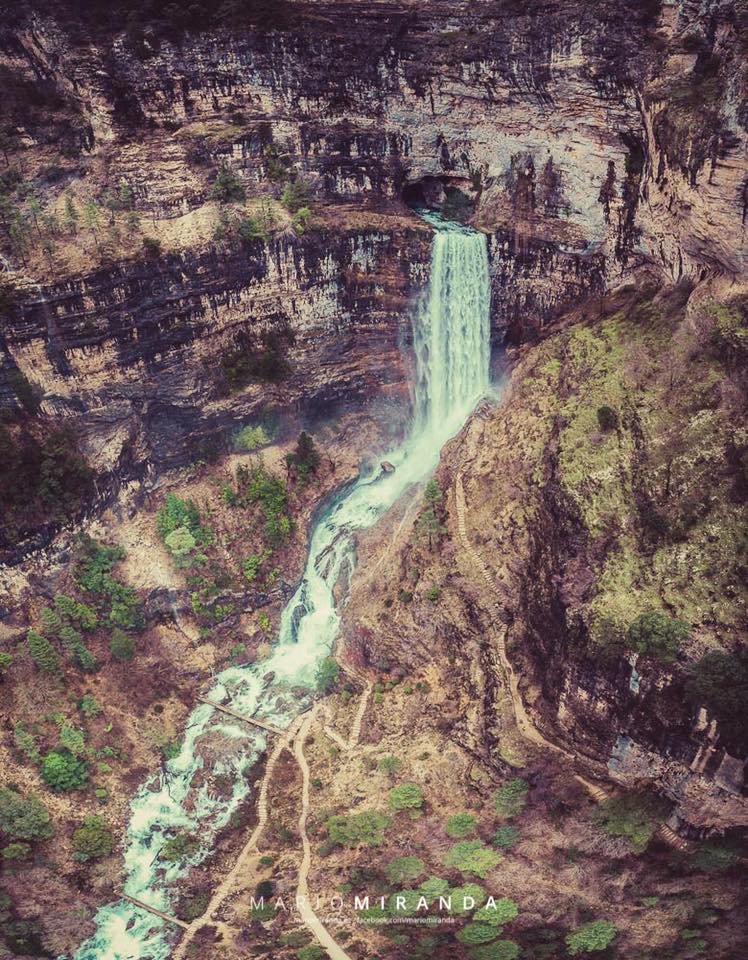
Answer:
73, 212, 491, 960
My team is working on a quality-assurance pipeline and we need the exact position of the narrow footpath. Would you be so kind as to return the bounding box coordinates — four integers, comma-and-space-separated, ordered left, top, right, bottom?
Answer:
172, 680, 374, 960
293, 707, 353, 960
454, 473, 692, 851
173, 715, 305, 960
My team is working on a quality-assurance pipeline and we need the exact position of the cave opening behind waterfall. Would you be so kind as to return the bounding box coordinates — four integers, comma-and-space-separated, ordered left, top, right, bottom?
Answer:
402, 175, 477, 225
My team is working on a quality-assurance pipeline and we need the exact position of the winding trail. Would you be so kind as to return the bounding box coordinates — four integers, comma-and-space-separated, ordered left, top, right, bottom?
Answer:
173, 715, 305, 960
454, 475, 572, 761
455, 473, 694, 850
173, 680, 374, 960
293, 707, 353, 960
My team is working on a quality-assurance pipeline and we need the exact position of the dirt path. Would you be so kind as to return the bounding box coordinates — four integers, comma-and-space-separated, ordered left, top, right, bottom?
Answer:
293, 707, 354, 960
173, 716, 304, 960
454, 475, 572, 761
455, 473, 693, 851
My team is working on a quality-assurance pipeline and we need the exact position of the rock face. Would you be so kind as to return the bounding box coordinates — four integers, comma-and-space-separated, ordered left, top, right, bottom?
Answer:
3, 227, 428, 469
2, 1, 745, 456
0, 0, 745, 820
442, 276, 747, 836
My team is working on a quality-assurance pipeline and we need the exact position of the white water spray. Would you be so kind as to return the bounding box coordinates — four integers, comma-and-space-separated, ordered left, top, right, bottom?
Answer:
74, 213, 490, 960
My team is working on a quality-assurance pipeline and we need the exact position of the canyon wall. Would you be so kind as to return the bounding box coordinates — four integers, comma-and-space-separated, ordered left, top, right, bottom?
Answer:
2, 1, 745, 464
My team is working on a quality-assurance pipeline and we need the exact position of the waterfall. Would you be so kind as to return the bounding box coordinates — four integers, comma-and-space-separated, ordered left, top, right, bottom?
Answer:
74, 215, 490, 960
413, 214, 491, 439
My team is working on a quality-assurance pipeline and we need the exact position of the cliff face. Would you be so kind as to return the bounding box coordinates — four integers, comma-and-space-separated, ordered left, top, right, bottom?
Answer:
1, 2, 745, 555
0, 0, 745, 798
445, 278, 747, 836
4, 226, 427, 468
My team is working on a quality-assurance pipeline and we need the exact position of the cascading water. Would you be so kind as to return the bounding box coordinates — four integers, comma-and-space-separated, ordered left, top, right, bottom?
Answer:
73, 212, 490, 960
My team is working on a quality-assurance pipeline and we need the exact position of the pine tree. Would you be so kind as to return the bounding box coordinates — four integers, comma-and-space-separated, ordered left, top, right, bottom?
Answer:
27, 630, 59, 673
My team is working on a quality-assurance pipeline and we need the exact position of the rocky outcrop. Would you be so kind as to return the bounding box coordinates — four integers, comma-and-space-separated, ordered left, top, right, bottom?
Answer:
0, 2, 745, 554
2, 225, 428, 467
443, 278, 747, 835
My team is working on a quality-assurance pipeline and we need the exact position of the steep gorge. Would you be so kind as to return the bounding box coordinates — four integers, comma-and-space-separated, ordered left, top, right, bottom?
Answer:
0, 2, 747, 958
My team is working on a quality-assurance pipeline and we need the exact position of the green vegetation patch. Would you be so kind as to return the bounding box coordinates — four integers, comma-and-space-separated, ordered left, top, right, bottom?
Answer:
325, 810, 391, 847
492, 778, 529, 818
443, 841, 502, 878
566, 919, 618, 955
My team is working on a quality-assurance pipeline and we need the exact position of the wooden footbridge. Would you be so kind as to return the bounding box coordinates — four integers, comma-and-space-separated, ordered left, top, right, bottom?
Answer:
196, 695, 284, 735
118, 696, 285, 929
121, 894, 190, 930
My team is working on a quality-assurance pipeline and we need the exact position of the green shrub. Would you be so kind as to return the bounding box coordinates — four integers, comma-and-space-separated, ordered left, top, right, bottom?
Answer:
75, 539, 125, 592
415, 507, 445, 548
0, 651, 13, 678
2, 842, 31, 860
75, 540, 144, 631
458, 923, 498, 945
378, 755, 402, 777
291, 206, 312, 235
469, 942, 520, 960
492, 778, 529, 818
165, 525, 198, 566
388, 783, 424, 811
446, 812, 477, 838
58, 624, 98, 672
566, 919, 618, 955
425, 585, 441, 602
181, 891, 210, 921
474, 898, 518, 926
242, 553, 263, 583
325, 810, 391, 847
0, 789, 53, 841
161, 832, 200, 862
285, 431, 320, 483
41, 750, 88, 792
297, 947, 325, 960
236, 216, 264, 242
596, 405, 618, 431
110, 628, 135, 661
59, 723, 85, 756
424, 478, 443, 505
26, 630, 59, 673
594, 791, 668, 853
234, 424, 271, 451
53, 595, 98, 630
316, 656, 340, 693
238, 465, 291, 546
386, 855, 425, 884
0, 425, 94, 540
79, 694, 102, 717
281, 178, 311, 213
626, 610, 689, 662
13, 724, 40, 763
211, 166, 246, 203
443, 841, 502, 878
72, 815, 114, 861
449, 884, 487, 913
156, 493, 203, 540
492, 825, 520, 849
418, 876, 450, 903
689, 840, 740, 873
250, 901, 276, 921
